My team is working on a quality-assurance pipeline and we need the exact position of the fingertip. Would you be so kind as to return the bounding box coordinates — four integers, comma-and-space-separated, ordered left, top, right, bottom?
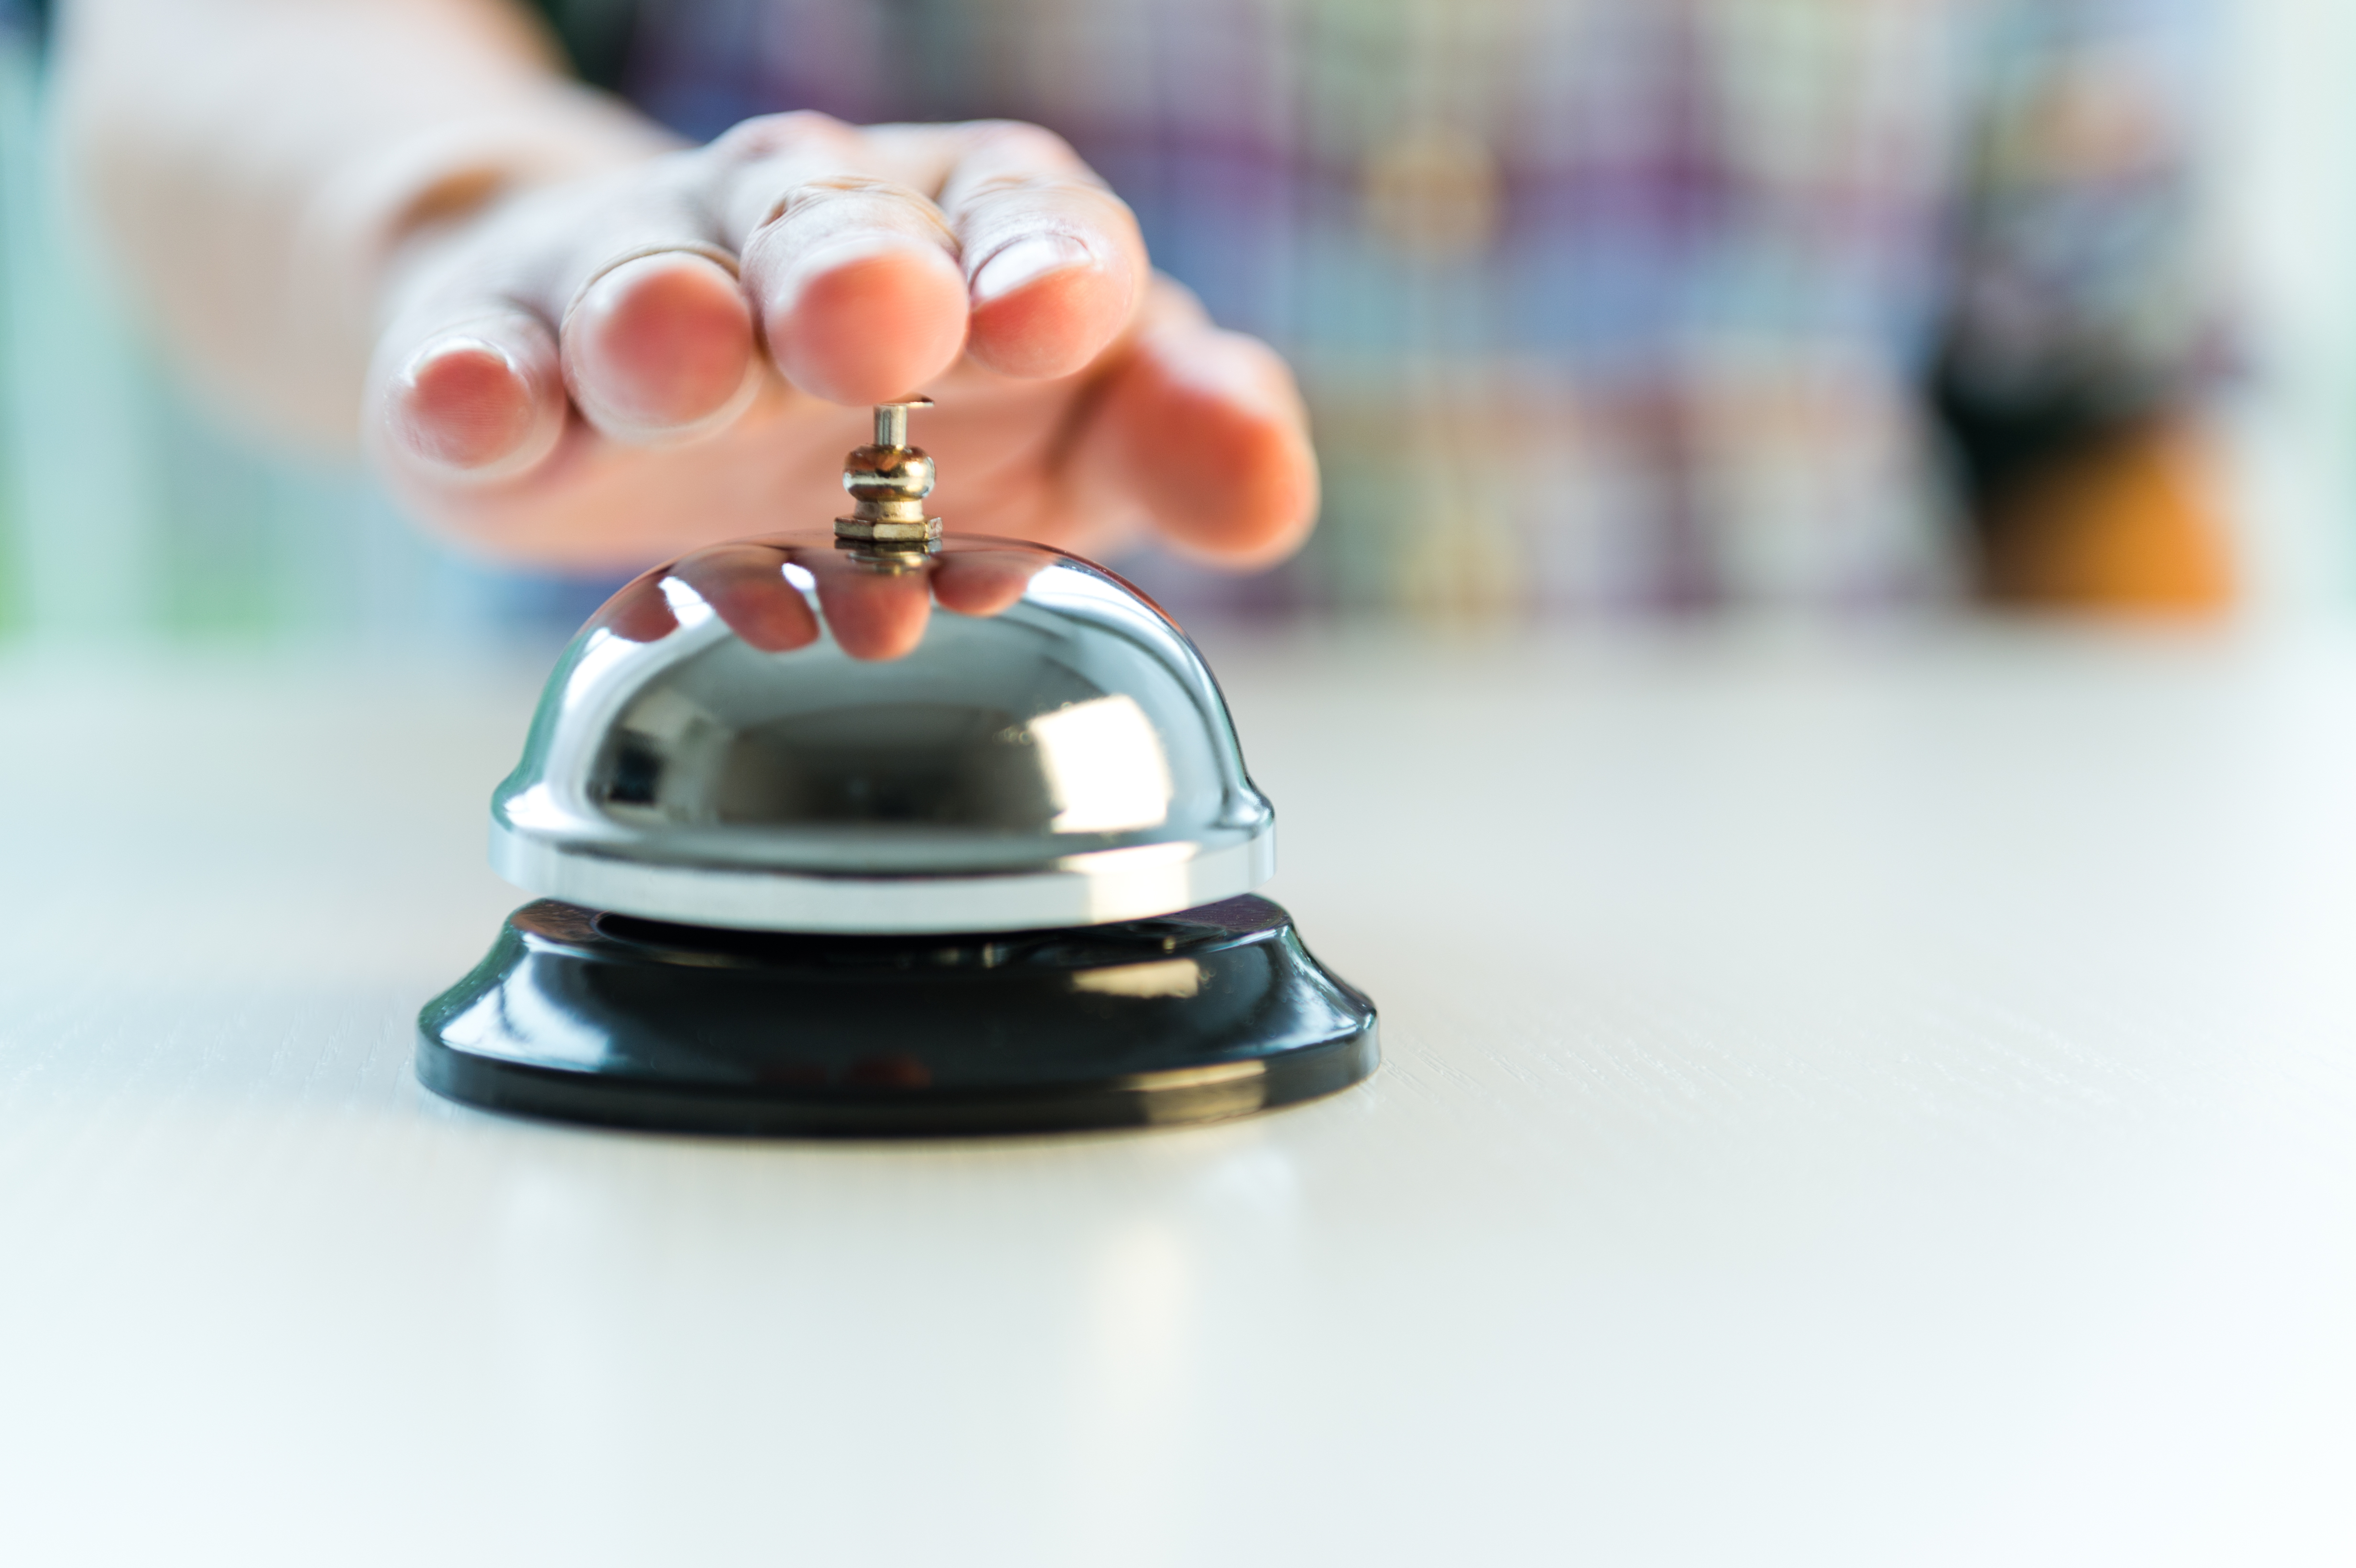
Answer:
1111, 332, 1320, 567
564, 253, 759, 442
383, 328, 564, 481
966, 237, 1134, 380
764, 239, 968, 405
1172, 425, 1319, 568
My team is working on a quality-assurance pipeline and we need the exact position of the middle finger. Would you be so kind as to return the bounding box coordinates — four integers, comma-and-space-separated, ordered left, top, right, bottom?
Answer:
716, 113, 972, 406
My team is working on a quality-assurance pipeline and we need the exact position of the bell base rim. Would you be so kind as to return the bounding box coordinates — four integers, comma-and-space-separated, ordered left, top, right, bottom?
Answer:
415, 895, 1376, 1139
415, 1028, 1375, 1139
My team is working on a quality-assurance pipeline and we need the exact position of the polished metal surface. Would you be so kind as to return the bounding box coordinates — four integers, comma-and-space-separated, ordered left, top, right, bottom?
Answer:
490, 530, 1277, 933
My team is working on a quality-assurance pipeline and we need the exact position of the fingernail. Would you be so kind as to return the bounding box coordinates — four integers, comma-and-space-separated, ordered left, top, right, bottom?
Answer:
395, 340, 525, 456
402, 334, 514, 385
388, 334, 554, 478
971, 235, 1094, 304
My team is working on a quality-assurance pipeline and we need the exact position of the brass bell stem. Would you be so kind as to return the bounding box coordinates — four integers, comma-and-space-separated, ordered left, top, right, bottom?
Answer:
837, 396, 941, 551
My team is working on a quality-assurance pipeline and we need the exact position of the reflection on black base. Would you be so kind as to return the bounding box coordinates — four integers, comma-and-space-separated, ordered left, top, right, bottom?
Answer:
416, 896, 1377, 1136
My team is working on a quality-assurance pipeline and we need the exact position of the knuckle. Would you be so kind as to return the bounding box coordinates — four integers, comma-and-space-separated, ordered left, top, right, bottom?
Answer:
751, 175, 953, 245
961, 120, 1081, 167
960, 170, 1116, 209
709, 109, 855, 163
780, 173, 914, 209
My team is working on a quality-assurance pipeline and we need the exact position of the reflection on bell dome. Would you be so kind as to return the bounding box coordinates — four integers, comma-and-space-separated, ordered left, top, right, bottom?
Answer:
488, 530, 1276, 934
1029, 694, 1172, 833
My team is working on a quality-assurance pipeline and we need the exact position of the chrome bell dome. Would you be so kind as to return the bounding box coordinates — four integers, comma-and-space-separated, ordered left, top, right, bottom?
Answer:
488, 402, 1276, 934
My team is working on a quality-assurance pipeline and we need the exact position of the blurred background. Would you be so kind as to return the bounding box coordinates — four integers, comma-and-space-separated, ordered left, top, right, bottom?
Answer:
3, 0, 2355, 653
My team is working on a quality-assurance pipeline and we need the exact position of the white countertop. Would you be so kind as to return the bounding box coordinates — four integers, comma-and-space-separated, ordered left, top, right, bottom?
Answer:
3, 624, 2352, 1566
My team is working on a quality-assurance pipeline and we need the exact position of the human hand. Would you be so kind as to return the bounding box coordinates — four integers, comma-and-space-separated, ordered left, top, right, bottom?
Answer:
368, 113, 1316, 574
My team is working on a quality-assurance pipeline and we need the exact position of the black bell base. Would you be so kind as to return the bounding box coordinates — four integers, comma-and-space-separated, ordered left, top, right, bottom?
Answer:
417, 895, 1376, 1137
